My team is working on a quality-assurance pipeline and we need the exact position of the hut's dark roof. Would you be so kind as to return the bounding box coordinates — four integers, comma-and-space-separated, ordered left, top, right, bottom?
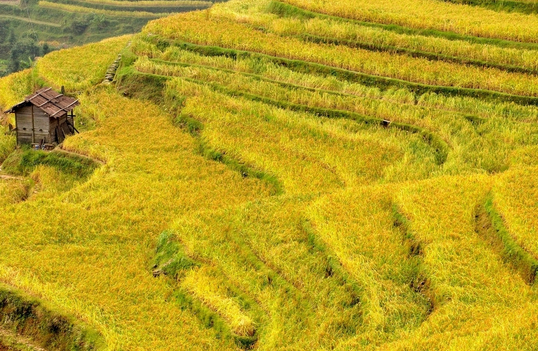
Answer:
4, 87, 79, 118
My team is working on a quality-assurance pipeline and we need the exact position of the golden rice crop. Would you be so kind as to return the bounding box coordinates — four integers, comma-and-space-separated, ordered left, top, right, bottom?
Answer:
181, 266, 256, 337
143, 11, 538, 97
307, 185, 431, 344
2, 0, 538, 348
167, 77, 442, 190
492, 165, 538, 257
0, 69, 34, 112
223, 8, 538, 72
36, 36, 130, 92
136, 40, 538, 123
136, 57, 538, 174
38, 1, 164, 17
169, 197, 364, 350
281, 0, 538, 43
0, 178, 29, 206
0, 87, 272, 350
0, 132, 15, 163
382, 174, 538, 350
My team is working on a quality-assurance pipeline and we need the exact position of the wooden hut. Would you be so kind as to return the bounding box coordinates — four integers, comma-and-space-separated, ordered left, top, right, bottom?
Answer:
4, 87, 79, 148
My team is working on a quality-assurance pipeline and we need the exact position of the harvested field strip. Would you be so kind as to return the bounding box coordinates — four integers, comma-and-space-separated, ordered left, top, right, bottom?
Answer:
0, 15, 61, 27
301, 34, 537, 75
47, 0, 212, 13
38, 1, 165, 17
476, 195, 538, 284
276, 0, 538, 43
133, 69, 450, 165
147, 37, 538, 105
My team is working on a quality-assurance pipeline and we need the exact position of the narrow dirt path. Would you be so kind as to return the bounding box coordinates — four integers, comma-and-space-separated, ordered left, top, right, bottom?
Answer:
0, 328, 46, 351
0, 15, 61, 27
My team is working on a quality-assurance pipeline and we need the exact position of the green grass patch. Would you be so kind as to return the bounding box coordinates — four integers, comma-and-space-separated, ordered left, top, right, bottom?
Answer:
152, 230, 200, 278
116, 66, 168, 104
2, 148, 100, 179
0, 284, 104, 351
0, 128, 16, 164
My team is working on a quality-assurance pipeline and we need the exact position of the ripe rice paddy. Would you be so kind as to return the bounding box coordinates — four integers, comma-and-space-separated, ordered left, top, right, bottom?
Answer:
0, 0, 538, 349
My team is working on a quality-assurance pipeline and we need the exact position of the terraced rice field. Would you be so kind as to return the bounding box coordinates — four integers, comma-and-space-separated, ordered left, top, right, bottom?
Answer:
1, 0, 538, 349
0, 0, 219, 55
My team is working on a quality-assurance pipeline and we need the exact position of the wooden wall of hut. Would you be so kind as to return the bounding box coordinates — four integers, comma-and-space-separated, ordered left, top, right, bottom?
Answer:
15, 105, 52, 144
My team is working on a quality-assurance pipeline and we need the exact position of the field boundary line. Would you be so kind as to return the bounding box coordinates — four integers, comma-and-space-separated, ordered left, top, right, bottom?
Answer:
147, 58, 503, 123
476, 194, 538, 285
0, 14, 61, 27
300, 34, 538, 76
155, 39, 538, 106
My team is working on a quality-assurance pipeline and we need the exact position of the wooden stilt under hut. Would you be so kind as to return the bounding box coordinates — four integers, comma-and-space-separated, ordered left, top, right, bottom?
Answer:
4, 87, 80, 150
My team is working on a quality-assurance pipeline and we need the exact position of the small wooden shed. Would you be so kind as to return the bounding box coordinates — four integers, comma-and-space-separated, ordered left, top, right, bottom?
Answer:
4, 87, 79, 147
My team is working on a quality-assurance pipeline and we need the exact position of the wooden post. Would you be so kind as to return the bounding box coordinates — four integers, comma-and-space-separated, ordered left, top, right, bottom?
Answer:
15, 114, 19, 146
31, 105, 35, 144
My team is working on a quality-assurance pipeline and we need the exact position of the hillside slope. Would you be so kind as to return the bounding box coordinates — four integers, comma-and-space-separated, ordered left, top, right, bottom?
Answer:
1, 0, 538, 349
0, 0, 220, 77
